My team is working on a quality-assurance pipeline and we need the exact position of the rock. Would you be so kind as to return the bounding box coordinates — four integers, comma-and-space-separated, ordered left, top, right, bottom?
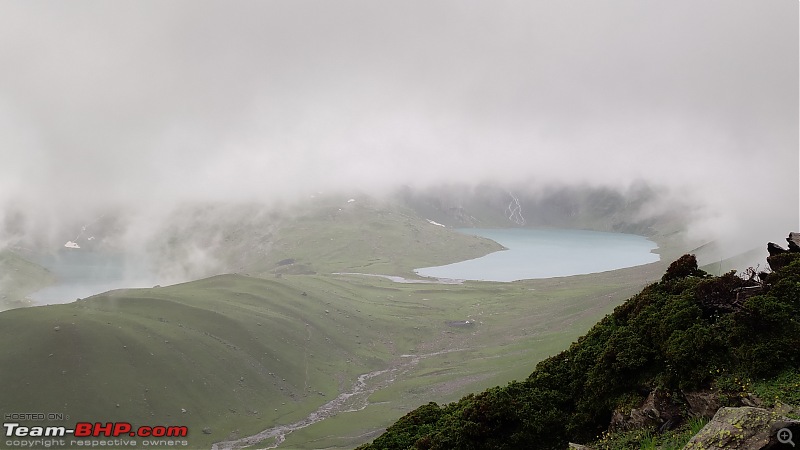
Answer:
202, 427, 212, 435
773, 402, 795, 417
741, 393, 764, 408
53, 326, 60, 331
610, 389, 682, 432
768, 232, 800, 271
788, 232, 800, 252
735, 285, 763, 303
684, 406, 800, 450
768, 242, 788, 256
568, 443, 594, 449
683, 391, 722, 419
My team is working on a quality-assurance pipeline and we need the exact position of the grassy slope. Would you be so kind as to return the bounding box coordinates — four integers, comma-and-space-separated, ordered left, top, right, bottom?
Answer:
1, 274, 396, 448
277, 264, 665, 450
0, 262, 666, 450
255, 198, 504, 278
141, 197, 503, 281
0, 249, 54, 310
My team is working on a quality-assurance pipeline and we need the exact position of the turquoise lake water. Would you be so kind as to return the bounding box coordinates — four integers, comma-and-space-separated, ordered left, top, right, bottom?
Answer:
29, 249, 157, 305
414, 228, 660, 282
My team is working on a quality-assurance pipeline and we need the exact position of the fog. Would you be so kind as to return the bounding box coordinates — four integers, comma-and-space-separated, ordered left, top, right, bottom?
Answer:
0, 0, 797, 253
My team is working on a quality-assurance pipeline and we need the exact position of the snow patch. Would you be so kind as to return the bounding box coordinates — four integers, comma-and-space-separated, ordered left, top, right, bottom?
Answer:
64, 241, 80, 249
347, 198, 356, 203
427, 219, 446, 228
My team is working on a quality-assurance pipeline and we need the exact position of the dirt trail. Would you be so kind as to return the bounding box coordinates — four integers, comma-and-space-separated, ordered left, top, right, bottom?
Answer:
210, 349, 462, 450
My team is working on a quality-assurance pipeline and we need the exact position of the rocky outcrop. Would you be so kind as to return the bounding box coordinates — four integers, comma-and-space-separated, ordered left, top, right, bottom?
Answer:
684, 406, 800, 450
767, 232, 800, 271
610, 389, 683, 432
683, 391, 723, 419
789, 232, 800, 252
609, 389, 772, 435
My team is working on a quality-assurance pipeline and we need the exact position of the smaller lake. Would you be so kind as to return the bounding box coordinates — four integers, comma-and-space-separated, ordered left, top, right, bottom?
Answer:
414, 228, 659, 282
29, 249, 159, 305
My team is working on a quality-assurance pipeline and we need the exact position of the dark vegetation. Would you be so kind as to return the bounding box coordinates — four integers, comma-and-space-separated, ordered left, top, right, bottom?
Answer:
358, 251, 800, 450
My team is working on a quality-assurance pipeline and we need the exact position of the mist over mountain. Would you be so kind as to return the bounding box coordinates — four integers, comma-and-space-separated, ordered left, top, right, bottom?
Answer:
0, 0, 797, 255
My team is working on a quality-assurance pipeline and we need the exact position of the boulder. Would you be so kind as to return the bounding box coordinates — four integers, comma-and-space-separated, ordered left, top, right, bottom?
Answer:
684, 406, 800, 450
610, 389, 682, 432
767, 233, 800, 271
740, 393, 764, 408
768, 242, 788, 256
788, 232, 800, 252
683, 391, 722, 419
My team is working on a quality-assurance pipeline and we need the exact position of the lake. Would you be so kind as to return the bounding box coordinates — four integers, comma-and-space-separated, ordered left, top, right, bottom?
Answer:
414, 228, 659, 282
29, 249, 158, 305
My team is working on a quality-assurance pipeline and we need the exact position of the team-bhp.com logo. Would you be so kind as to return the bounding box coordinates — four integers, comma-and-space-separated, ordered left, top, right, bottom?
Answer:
5, 422, 187, 438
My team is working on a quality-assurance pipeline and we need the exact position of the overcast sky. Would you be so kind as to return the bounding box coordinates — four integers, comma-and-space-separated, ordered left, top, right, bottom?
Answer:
0, 1, 797, 245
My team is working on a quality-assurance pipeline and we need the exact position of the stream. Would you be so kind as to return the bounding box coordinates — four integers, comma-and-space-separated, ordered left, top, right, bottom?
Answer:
210, 349, 461, 450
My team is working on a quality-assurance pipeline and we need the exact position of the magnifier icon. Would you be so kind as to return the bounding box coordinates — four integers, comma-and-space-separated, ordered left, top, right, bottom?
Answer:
778, 428, 795, 447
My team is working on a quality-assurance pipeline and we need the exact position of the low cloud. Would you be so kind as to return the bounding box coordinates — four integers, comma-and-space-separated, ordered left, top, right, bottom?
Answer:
0, 0, 796, 251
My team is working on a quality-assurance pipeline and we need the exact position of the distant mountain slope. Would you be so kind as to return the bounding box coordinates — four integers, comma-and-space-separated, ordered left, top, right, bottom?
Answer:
263, 197, 503, 278
397, 183, 684, 237
0, 249, 54, 310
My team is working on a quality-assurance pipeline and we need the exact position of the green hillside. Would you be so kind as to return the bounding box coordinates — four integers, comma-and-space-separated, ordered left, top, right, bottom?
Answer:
264, 197, 504, 278
2, 273, 452, 449
142, 196, 503, 280
0, 259, 666, 449
358, 252, 800, 449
